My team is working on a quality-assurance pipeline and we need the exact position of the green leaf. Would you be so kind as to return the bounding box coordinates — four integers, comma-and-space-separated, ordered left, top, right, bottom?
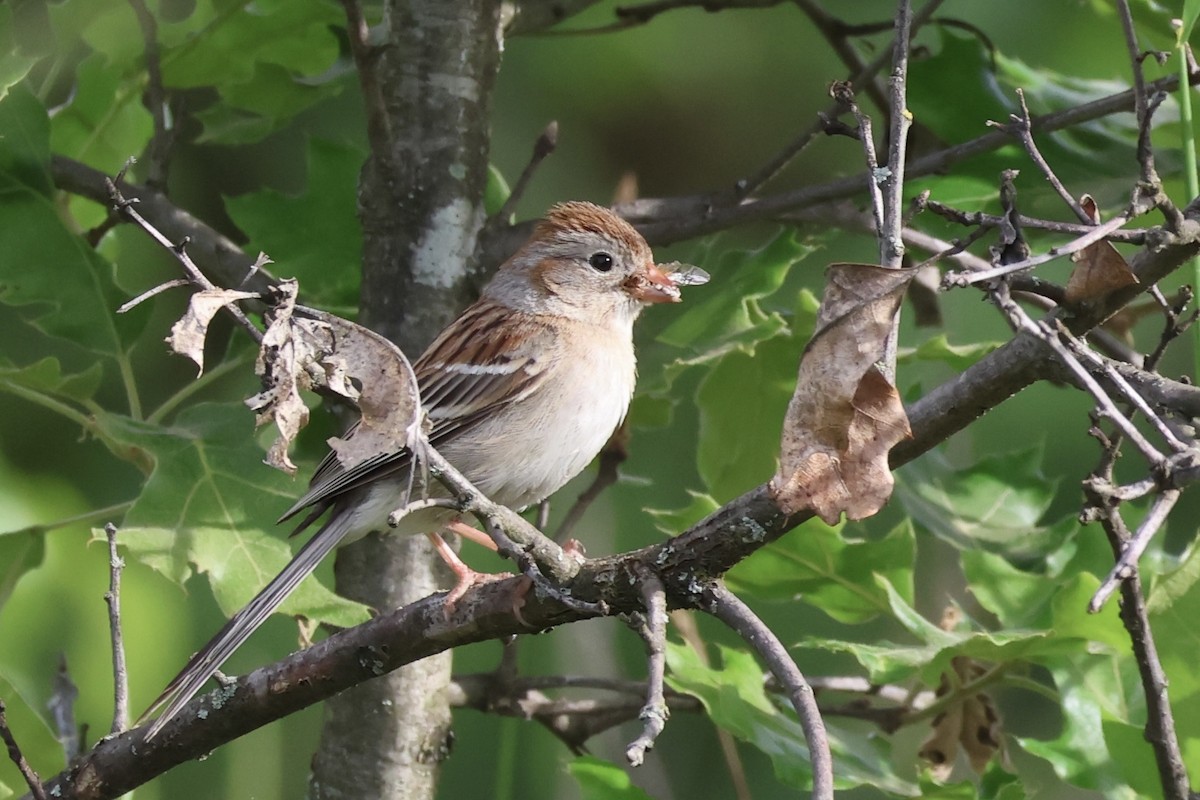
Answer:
1185, 0, 1200, 40
1102, 719, 1166, 798
0, 530, 42, 611
94, 403, 369, 627
568, 757, 655, 800
727, 519, 914, 625
641, 230, 816, 395
225, 138, 363, 306
49, 52, 153, 174
803, 577, 1123, 688
694, 331, 797, 499
194, 62, 347, 145
0, 87, 128, 355
646, 491, 720, 537
896, 447, 1057, 554
0, 357, 103, 403
665, 642, 917, 794
1147, 536, 1200, 613
898, 334, 1003, 371
484, 163, 511, 217
908, 29, 1012, 144
963, 524, 1127, 649
1017, 659, 1145, 796
0, 5, 47, 101
0, 84, 51, 193
159, 0, 341, 89
997, 54, 1164, 178
154, 0, 344, 142
1147, 541, 1200, 761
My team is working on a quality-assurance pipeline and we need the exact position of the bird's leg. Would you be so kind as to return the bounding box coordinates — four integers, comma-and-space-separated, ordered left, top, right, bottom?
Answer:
444, 519, 498, 551
425, 529, 532, 623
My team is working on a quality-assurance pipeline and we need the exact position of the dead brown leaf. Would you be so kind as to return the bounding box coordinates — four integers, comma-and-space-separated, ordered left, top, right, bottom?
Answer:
1065, 194, 1137, 304
165, 288, 258, 375
243, 280, 423, 475
918, 657, 1003, 780
769, 263, 913, 523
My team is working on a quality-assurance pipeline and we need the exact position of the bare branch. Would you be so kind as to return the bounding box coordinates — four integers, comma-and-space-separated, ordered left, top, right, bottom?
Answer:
1089, 489, 1181, 613
0, 701, 47, 800
126, 0, 174, 189
990, 285, 1166, 466
880, 0, 913, 268
490, 121, 559, 229
339, 0, 391, 159
943, 212, 1134, 287
104, 523, 130, 735
106, 175, 264, 345
1084, 497, 1192, 800
625, 572, 669, 766
997, 89, 1090, 223
702, 583, 832, 800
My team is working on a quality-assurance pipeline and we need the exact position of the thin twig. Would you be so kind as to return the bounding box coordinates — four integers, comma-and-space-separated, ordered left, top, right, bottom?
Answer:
992, 285, 1166, 465
492, 121, 559, 226
1056, 329, 1188, 452
924, 199, 1151, 243
1000, 89, 1090, 223
104, 523, 129, 735
702, 583, 832, 800
734, 0, 946, 198
1088, 504, 1192, 800
0, 701, 47, 800
418, 443, 605, 615
1114, 0, 1160, 190
1089, 489, 1181, 612
626, 572, 669, 766
126, 0, 173, 189
794, 0, 889, 112
832, 82, 886, 236
117, 278, 190, 314
942, 212, 1133, 287
880, 0, 913, 268
339, 0, 391, 159
107, 174, 264, 344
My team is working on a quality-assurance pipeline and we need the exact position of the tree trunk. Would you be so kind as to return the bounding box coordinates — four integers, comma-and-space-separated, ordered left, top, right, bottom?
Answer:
308, 1, 503, 797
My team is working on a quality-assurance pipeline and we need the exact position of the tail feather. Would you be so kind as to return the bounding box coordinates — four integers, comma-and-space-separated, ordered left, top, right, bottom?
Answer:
141, 512, 355, 739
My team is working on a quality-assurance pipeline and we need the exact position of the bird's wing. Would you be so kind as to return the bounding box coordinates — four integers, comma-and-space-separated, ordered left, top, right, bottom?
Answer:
277, 301, 555, 526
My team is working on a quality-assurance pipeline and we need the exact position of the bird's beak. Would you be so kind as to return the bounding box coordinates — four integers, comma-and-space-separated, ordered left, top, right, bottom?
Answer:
624, 262, 681, 304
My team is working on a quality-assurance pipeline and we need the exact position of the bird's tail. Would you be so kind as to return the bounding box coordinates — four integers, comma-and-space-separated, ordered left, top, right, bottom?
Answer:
141, 512, 355, 739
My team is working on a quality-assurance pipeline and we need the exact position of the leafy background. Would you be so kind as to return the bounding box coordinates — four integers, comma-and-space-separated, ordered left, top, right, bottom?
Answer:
2, 0, 1200, 798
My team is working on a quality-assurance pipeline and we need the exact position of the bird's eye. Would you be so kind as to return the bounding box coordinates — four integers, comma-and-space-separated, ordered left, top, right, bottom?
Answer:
588, 252, 615, 272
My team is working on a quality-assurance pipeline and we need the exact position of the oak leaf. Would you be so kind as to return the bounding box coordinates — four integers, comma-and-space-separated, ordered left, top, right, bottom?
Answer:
1064, 194, 1137, 304
770, 263, 913, 523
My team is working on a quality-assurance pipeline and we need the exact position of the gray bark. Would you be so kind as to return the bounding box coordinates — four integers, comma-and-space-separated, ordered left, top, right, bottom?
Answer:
308, 1, 504, 798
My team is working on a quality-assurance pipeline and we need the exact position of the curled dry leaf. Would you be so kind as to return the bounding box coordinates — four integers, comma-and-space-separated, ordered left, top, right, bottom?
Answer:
1065, 194, 1137, 305
244, 280, 312, 475
165, 288, 259, 375
769, 263, 913, 524
243, 280, 423, 476
918, 657, 1003, 780
302, 306, 425, 475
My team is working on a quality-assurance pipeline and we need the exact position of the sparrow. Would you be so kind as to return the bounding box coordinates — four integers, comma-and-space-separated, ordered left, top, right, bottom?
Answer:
142, 201, 707, 737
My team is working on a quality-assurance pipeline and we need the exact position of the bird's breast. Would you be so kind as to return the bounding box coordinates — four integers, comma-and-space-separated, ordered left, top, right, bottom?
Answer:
442, 334, 636, 510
